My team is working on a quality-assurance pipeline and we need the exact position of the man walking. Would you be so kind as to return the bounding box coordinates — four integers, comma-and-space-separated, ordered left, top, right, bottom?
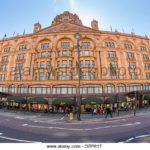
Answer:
105, 106, 113, 118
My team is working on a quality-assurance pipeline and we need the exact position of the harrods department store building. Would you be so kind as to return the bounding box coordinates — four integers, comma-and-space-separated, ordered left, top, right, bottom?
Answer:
0, 11, 150, 108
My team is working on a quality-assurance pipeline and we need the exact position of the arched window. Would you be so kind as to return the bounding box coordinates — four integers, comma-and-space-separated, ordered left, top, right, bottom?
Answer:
28, 85, 50, 94
18, 85, 26, 93
127, 84, 143, 92
9, 85, 16, 93
0, 85, 7, 92
117, 84, 126, 93
53, 85, 76, 94
144, 84, 150, 91
105, 84, 115, 93
80, 85, 103, 94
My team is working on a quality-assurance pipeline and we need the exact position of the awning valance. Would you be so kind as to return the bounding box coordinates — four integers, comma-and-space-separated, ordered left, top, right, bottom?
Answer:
53, 98, 74, 105
144, 94, 150, 100
7, 96, 26, 104
105, 96, 127, 104
82, 97, 103, 105
28, 97, 48, 104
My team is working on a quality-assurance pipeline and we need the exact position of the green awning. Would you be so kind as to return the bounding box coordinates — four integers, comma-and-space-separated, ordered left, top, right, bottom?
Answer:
144, 94, 150, 100
105, 97, 117, 104
118, 96, 127, 102
28, 97, 48, 104
105, 96, 127, 104
7, 96, 26, 104
53, 98, 74, 105
82, 97, 103, 105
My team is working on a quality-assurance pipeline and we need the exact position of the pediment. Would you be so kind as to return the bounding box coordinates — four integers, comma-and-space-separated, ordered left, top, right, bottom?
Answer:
35, 22, 99, 34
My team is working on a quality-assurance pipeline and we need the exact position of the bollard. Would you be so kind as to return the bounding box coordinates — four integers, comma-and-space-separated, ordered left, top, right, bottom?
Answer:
69, 112, 73, 121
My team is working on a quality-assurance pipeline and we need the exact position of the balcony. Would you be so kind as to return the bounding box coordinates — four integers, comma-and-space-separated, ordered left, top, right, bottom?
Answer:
35, 55, 52, 61
107, 56, 118, 61
16, 58, 26, 63
0, 60, 9, 64
127, 57, 136, 62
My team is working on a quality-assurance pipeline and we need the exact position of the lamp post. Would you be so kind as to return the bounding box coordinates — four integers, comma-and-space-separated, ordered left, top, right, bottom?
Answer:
74, 32, 81, 121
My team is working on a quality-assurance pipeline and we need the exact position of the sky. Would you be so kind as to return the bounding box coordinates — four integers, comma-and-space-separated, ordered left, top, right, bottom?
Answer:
0, 0, 150, 39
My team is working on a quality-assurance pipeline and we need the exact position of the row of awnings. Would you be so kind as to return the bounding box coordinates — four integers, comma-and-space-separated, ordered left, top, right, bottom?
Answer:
6, 94, 150, 105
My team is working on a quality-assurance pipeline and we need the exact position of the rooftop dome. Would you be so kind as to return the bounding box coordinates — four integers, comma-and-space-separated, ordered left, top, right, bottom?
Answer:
51, 11, 83, 26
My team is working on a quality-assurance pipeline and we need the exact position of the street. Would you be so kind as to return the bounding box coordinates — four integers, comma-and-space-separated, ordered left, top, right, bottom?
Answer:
0, 108, 149, 143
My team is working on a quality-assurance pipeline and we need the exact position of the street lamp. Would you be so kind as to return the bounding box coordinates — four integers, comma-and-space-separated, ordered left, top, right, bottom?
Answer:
74, 32, 82, 121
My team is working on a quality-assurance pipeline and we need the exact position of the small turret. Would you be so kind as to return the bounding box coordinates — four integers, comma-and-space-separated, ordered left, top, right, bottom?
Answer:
91, 19, 99, 30
33, 22, 42, 33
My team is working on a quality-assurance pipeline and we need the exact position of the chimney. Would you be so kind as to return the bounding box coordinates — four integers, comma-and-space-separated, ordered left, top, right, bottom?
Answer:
33, 22, 41, 33
91, 19, 99, 30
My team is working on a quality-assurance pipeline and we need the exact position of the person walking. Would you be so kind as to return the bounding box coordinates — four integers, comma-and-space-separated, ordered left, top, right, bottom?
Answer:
105, 107, 113, 118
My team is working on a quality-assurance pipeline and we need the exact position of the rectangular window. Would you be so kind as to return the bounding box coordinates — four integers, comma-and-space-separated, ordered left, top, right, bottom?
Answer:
0, 65, 7, 71
62, 60, 67, 67
61, 42, 70, 48
69, 51, 72, 56
105, 42, 115, 48
145, 63, 150, 69
80, 60, 83, 67
84, 50, 89, 56
109, 61, 118, 67
62, 51, 67, 56
143, 54, 149, 60
14, 73, 22, 80
108, 51, 116, 57
17, 54, 25, 60
69, 60, 72, 67
57, 72, 60, 80
62, 72, 67, 80
57, 61, 60, 67
16, 63, 23, 70
46, 72, 50, 80
1, 56, 8, 62
146, 73, 150, 79
127, 53, 134, 58
85, 60, 90, 67
40, 62, 45, 68
41, 43, 50, 49
47, 52, 51, 57
41, 52, 47, 57
81, 42, 90, 48
19, 45, 28, 50
124, 44, 132, 49
130, 72, 137, 79
92, 60, 95, 67
85, 72, 91, 80
0, 74, 5, 81
39, 72, 44, 80
4, 48, 10, 53
140, 46, 147, 51
129, 62, 136, 68
69, 72, 72, 80
46, 61, 50, 68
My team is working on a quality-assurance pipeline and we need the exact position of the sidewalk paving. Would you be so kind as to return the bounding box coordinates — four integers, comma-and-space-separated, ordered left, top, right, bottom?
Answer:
0, 107, 149, 124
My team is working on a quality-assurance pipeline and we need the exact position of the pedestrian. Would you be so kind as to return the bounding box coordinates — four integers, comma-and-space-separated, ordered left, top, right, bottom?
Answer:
105, 107, 113, 118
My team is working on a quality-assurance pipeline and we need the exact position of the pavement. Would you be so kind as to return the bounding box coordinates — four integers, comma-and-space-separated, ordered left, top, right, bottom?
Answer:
0, 107, 150, 124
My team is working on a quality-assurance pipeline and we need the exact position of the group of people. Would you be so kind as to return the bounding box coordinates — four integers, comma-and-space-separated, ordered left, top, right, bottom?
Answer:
91, 105, 114, 118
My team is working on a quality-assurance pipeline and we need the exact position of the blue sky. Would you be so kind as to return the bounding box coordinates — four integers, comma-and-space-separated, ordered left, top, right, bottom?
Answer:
0, 0, 150, 38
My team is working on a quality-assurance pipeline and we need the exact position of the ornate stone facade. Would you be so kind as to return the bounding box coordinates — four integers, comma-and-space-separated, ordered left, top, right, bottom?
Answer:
0, 11, 150, 104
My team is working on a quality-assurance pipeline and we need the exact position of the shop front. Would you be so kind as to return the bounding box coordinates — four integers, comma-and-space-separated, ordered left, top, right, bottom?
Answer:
144, 94, 150, 106
7, 96, 26, 110
81, 97, 104, 113
52, 98, 75, 113
27, 97, 48, 112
